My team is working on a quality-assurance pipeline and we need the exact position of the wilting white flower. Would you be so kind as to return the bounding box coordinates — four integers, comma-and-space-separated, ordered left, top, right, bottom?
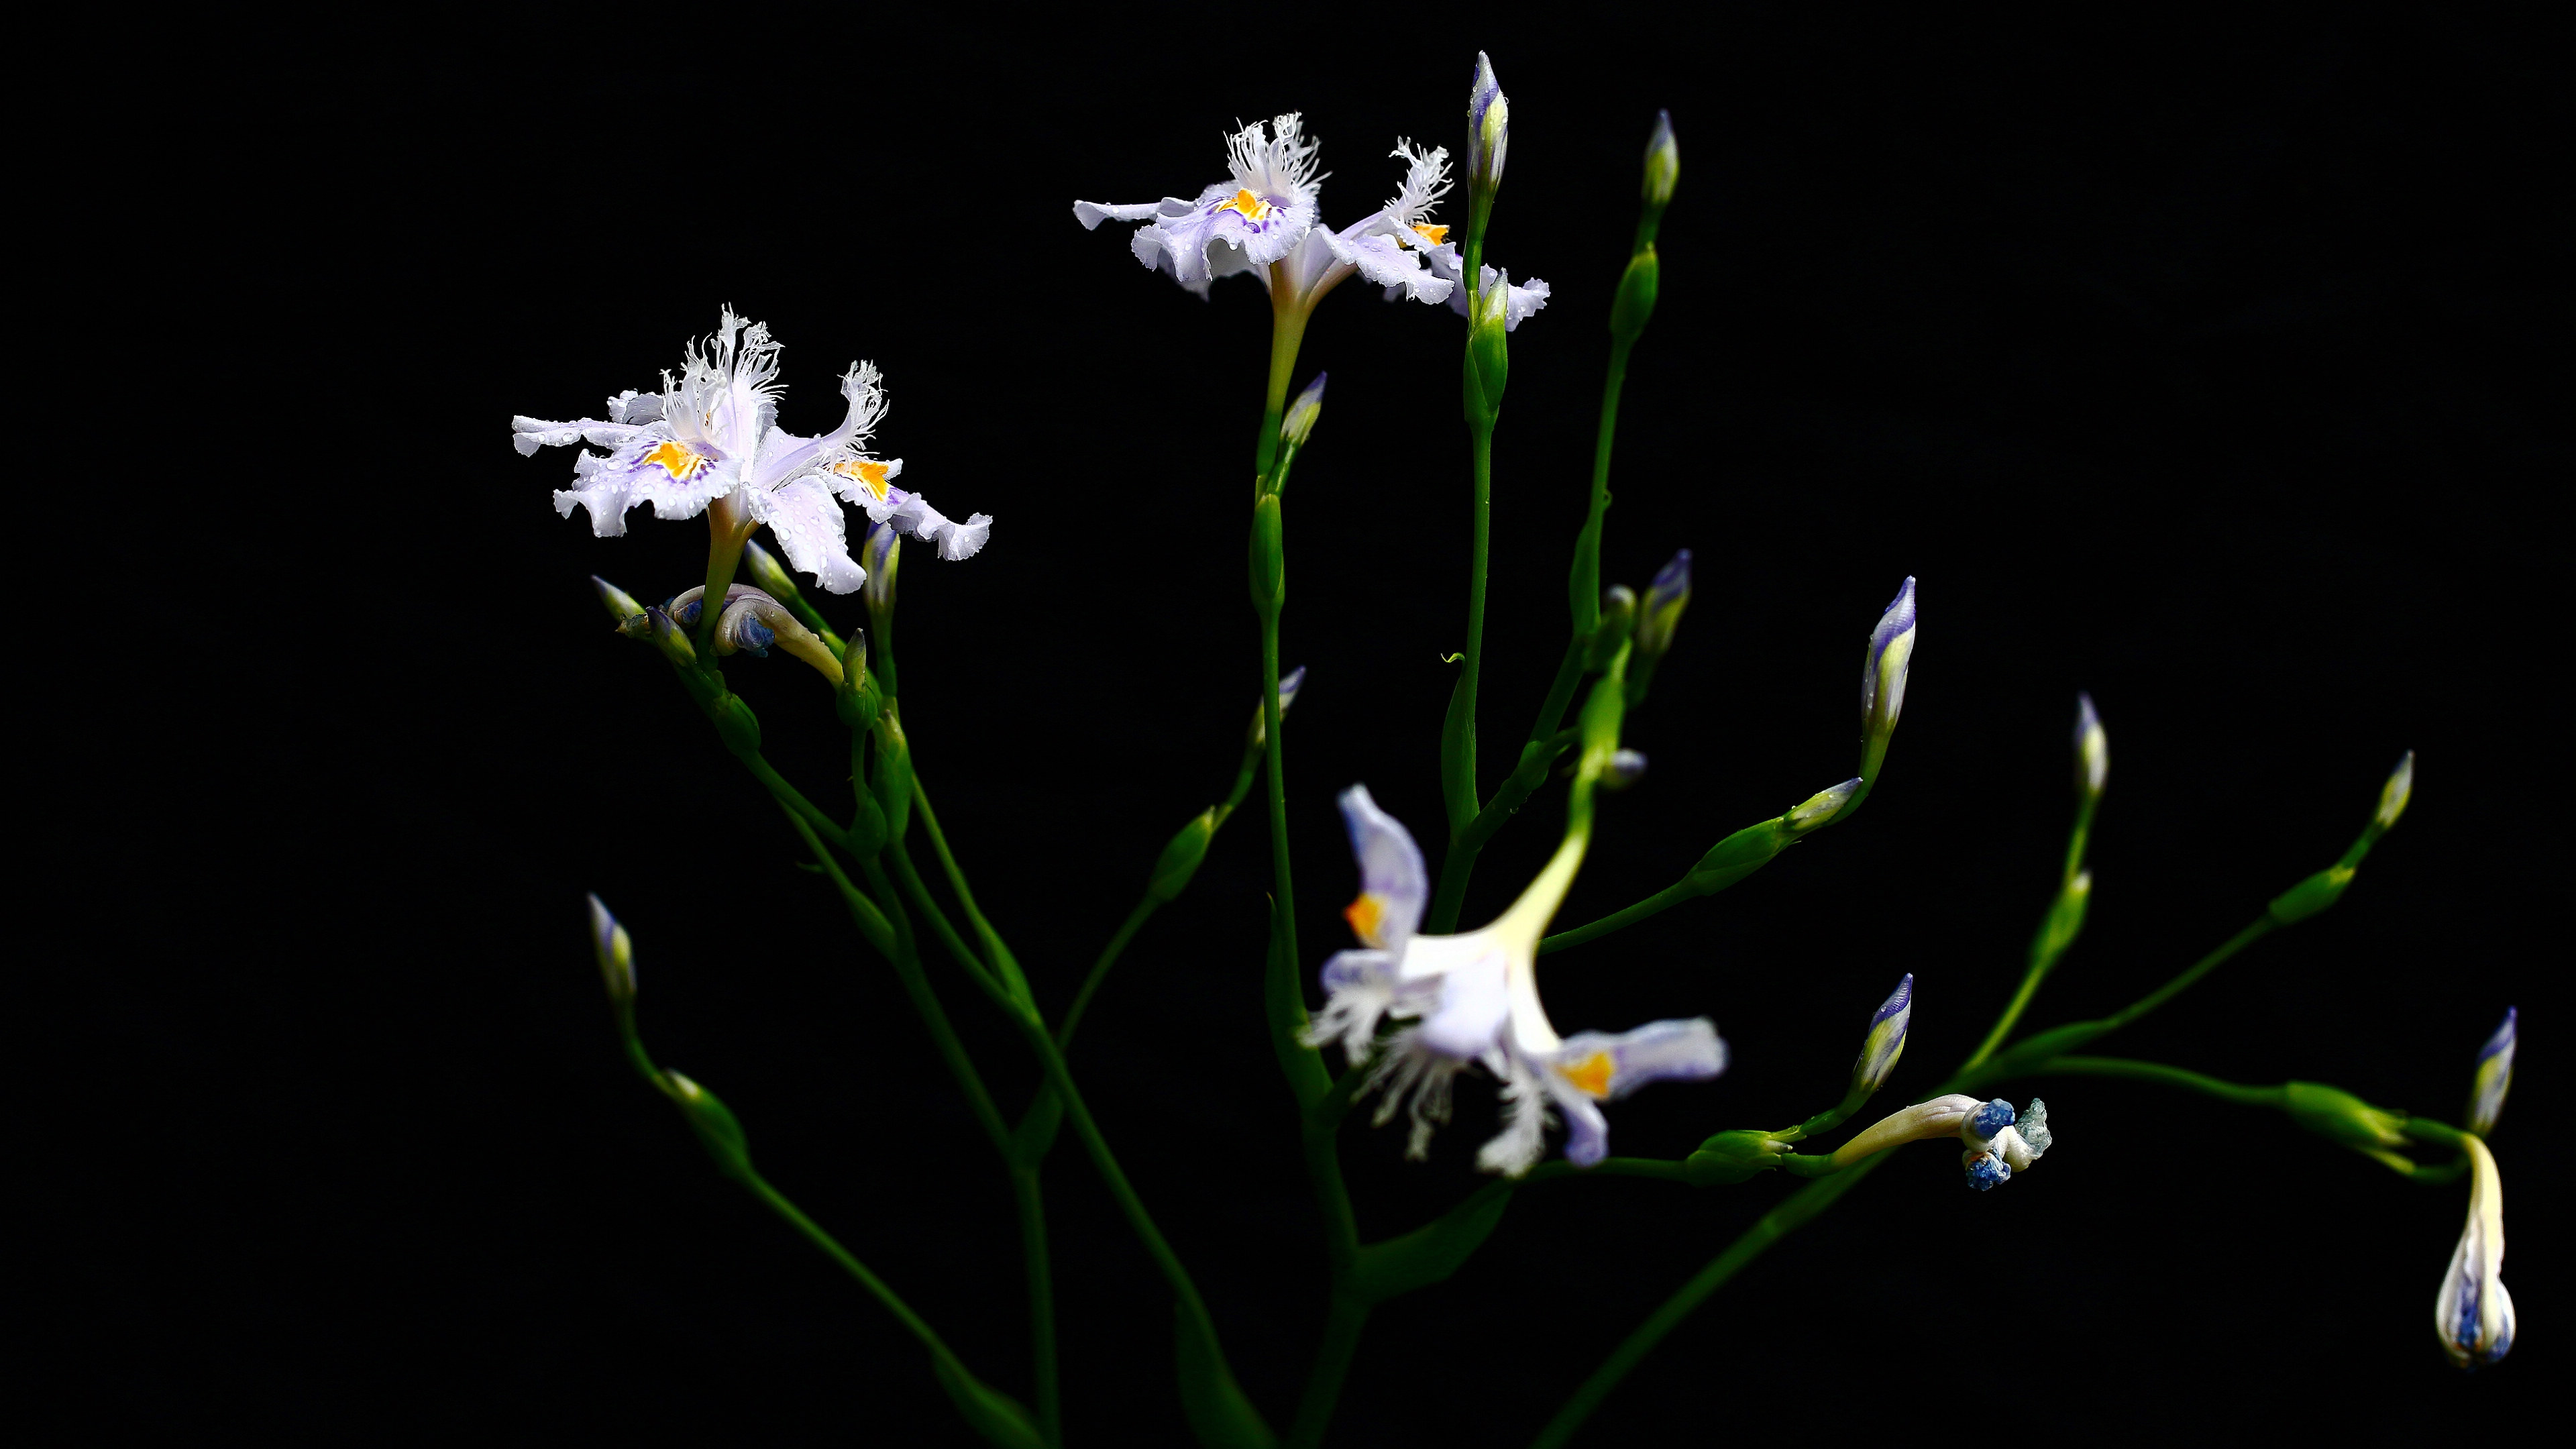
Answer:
2434, 1134, 2515, 1368
1830, 1093, 2052, 1191
1307, 786, 1724, 1176
511, 309, 989, 591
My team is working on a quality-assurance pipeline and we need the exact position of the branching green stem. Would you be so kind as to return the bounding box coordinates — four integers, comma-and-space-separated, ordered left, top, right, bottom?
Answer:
1537, 879, 1695, 955
1057, 896, 1157, 1053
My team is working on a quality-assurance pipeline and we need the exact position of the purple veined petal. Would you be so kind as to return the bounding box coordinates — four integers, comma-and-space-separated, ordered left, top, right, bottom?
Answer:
1336, 786, 1428, 951
1553, 1018, 1728, 1102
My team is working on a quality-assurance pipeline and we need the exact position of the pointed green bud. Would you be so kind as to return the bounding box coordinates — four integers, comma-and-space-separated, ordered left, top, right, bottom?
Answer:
1249, 493, 1285, 614
2282, 1081, 2409, 1152
1466, 52, 1509, 200
2033, 870, 2092, 967
591, 575, 647, 629
835, 633, 882, 735
2467, 1007, 2516, 1137
645, 605, 698, 666
1609, 248, 1660, 341
1642, 109, 1678, 207
862, 523, 900, 616
2374, 750, 2415, 834
663, 1071, 753, 1181
1587, 586, 1637, 671
1686, 1129, 1786, 1185
2074, 692, 2108, 801
738, 537, 804, 604
1858, 577, 1917, 786
1281, 372, 1328, 449
1148, 809, 1218, 902
1687, 819, 1791, 896
586, 894, 635, 1007
1247, 665, 1306, 749
1784, 778, 1861, 837
705, 690, 761, 757
1466, 283, 1510, 420
2267, 863, 2355, 924
1633, 551, 1691, 659
1849, 974, 1913, 1096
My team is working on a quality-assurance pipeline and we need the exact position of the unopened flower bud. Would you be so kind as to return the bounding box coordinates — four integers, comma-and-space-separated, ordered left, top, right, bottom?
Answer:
737, 537, 804, 604
1281, 373, 1328, 449
1860, 576, 1918, 782
1642, 109, 1678, 207
862, 523, 900, 614
2375, 750, 2415, 833
1633, 550, 1690, 659
663, 1070, 753, 1182
1686, 1128, 1786, 1185
1466, 52, 1509, 198
645, 606, 698, 666
1148, 809, 1218, 903
1784, 778, 1860, 837
2467, 1007, 2516, 1137
1609, 248, 1660, 341
2434, 1136, 2514, 1368
2267, 864, 2354, 924
2075, 692, 2108, 800
713, 590, 843, 684
591, 575, 646, 629
1586, 586, 1637, 670
587, 894, 635, 1006
1246, 665, 1307, 749
2282, 1081, 2409, 1151
1850, 974, 1913, 1096
1605, 750, 1648, 789
1686, 819, 1791, 896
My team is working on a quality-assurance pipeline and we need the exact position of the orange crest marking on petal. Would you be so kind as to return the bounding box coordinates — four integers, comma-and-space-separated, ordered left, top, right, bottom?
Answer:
1558, 1052, 1615, 1099
1344, 894, 1385, 945
1220, 188, 1273, 221
1410, 224, 1449, 247
833, 459, 893, 500
647, 440, 709, 481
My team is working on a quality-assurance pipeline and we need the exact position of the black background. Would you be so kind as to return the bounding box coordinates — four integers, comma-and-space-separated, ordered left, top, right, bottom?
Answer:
83, 5, 2561, 1443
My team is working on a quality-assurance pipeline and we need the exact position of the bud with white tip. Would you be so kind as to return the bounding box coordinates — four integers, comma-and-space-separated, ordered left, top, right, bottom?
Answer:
1642, 109, 1678, 207
2467, 1007, 2516, 1137
1605, 749, 1648, 790
2075, 692, 2108, 800
1859, 576, 1917, 787
2375, 751, 2414, 833
587, 894, 635, 1006
591, 575, 646, 629
1281, 373, 1328, 449
1784, 778, 1860, 836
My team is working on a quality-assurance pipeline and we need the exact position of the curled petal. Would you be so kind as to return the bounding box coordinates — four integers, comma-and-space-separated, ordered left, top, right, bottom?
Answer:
1336, 786, 1428, 951
1552, 1018, 1727, 1102
748, 477, 867, 594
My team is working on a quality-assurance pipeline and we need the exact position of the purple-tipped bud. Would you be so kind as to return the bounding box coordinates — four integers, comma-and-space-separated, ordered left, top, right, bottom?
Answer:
2074, 692, 2108, 800
1282, 373, 1328, 448
591, 575, 646, 628
1466, 52, 1509, 197
738, 537, 804, 603
1850, 973, 1913, 1095
2375, 750, 2415, 833
1642, 109, 1678, 206
862, 523, 900, 613
645, 605, 697, 665
1784, 778, 1860, 836
1248, 665, 1309, 749
1862, 576, 1918, 742
1606, 749, 1649, 789
2468, 1007, 2516, 1137
1634, 549, 1692, 659
587, 894, 635, 1005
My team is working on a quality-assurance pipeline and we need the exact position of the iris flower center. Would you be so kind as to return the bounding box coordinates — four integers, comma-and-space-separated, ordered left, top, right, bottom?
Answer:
1218, 188, 1275, 222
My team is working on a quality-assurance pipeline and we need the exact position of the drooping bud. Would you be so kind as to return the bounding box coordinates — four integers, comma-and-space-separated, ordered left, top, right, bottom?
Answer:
1246, 665, 1307, 749
1849, 974, 1913, 1096
2375, 750, 2416, 834
2074, 692, 2108, 800
1633, 550, 1691, 659
737, 537, 806, 604
1466, 52, 1509, 199
591, 575, 646, 629
2434, 1136, 2515, 1368
1784, 778, 1860, 837
1859, 576, 1918, 784
1281, 372, 1328, 449
2467, 1007, 2517, 1137
1642, 109, 1678, 207
587, 894, 635, 1006
862, 523, 900, 614
1586, 586, 1637, 670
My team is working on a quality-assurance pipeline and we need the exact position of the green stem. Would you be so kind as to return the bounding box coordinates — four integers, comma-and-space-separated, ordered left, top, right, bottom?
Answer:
1426, 722, 1581, 934
1285, 1291, 1369, 1449
1059, 896, 1157, 1053
2102, 917, 2275, 1031
911, 775, 1033, 1008
1254, 288, 1311, 482
1537, 879, 1694, 955
1009, 1166, 1061, 1448
1529, 1157, 1888, 1448
1440, 423, 1495, 839
1965, 796, 2096, 1068
742, 1171, 960, 1362
848, 852, 1013, 1156
2026, 1055, 2284, 1107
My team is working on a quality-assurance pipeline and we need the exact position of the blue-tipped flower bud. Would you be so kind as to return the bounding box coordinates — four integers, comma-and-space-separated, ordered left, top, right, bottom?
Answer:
1281, 373, 1328, 449
862, 523, 900, 614
1634, 550, 1691, 659
713, 590, 843, 684
1784, 778, 1860, 837
1860, 576, 1918, 781
645, 605, 698, 666
1605, 749, 1648, 790
2468, 1007, 2516, 1137
591, 575, 646, 629
2075, 692, 2108, 800
587, 894, 635, 1006
1642, 109, 1678, 207
2435, 1136, 2514, 1368
2375, 750, 2415, 834
737, 537, 804, 604
1466, 52, 1509, 199
1248, 665, 1307, 749
1850, 974, 1913, 1096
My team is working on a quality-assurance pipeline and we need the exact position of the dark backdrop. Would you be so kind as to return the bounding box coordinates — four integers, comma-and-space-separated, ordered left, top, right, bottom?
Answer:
89, 5, 2561, 1443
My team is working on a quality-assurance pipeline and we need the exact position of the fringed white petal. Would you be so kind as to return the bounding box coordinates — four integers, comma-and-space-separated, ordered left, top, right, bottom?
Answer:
747, 477, 866, 594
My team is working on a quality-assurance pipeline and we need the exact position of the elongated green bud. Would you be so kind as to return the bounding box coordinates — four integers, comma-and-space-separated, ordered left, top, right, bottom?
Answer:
591, 575, 646, 629
1642, 109, 1678, 208
1466, 52, 1509, 201
2282, 1081, 2409, 1151
1586, 586, 1636, 671
738, 537, 803, 604
663, 1071, 753, 1181
1248, 493, 1285, 614
1686, 1129, 1786, 1185
2033, 870, 2092, 965
1849, 974, 1913, 1097
705, 690, 761, 757
1466, 287, 1510, 421
1148, 809, 1218, 902
1609, 248, 1660, 341
1634, 551, 1691, 659
1688, 820, 1789, 896
587, 894, 635, 1007
645, 606, 698, 667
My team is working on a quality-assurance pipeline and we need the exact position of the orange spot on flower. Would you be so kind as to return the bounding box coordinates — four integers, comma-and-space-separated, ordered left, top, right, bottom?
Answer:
646, 440, 710, 481
1344, 894, 1385, 945
1409, 224, 1449, 247
1219, 189, 1273, 221
833, 459, 893, 500
1558, 1051, 1615, 1099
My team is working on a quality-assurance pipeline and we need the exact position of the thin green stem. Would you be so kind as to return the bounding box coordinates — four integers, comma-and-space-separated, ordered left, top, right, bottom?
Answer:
886, 844, 1010, 1006
847, 852, 1013, 1157
1537, 879, 1694, 955
1440, 425, 1495, 839
2027, 1055, 2284, 1107
911, 775, 1032, 1007
1009, 1167, 1061, 1448
1426, 723, 1581, 934
1529, 1157, 1888, 1448
1966, 796, 2097, 1069
1058, 896, 1157, 1052
1285, 1292, 1369, 1449
2103, 917, 2275, 1031
742, 1171, 955, 1359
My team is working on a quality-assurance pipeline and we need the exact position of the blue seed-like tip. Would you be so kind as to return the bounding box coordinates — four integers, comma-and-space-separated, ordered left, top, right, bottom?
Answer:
1969, 1099, 2017, 1139
2017, 1099, 2051, 1155
1647, 549, 1692, 605
1870, 973, 1915, 1029
2477, 1008, 2517, 1065
1966, 1153, 2011, 1191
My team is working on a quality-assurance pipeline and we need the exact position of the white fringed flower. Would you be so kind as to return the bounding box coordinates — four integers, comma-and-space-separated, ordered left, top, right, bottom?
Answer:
1307, 786, 1725, 1176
